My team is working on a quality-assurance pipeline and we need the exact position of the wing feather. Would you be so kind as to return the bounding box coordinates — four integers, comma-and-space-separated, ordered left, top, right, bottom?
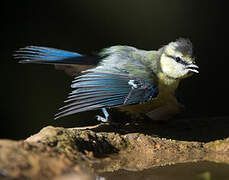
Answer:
55, 69, 158, 119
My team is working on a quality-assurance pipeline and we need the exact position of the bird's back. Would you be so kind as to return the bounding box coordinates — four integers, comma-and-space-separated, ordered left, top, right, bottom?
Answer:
95, 45, 160, 82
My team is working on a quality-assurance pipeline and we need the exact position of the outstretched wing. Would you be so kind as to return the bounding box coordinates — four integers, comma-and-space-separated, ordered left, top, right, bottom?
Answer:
55, 68, 158, 119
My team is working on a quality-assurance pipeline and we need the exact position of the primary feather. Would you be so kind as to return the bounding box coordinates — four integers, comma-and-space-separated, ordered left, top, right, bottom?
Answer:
54, 69, 158, 119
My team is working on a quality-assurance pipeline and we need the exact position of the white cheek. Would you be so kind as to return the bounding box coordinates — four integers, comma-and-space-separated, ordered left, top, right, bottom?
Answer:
176, 66, 187, 77
161, 58, 176, 75
161, 57, 187, 78
162, 63, 173, 75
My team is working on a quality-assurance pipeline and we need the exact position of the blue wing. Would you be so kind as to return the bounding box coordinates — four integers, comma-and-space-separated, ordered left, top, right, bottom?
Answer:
55, 69, 158, 119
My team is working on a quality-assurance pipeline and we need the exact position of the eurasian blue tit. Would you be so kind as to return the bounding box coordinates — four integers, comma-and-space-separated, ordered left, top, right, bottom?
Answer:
14, 38, 199, 122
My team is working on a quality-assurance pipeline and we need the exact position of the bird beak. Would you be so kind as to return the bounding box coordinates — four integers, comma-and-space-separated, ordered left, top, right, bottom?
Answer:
186, 63, 199, 73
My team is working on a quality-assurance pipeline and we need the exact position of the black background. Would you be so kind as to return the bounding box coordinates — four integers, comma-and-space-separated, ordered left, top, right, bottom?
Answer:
1, 0, 228, 139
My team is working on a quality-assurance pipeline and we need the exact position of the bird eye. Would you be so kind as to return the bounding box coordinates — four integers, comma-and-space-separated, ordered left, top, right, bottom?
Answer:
175, 56, 182, 63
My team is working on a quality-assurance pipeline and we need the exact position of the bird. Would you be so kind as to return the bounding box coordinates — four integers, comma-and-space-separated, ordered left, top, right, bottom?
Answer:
14, 38, 199, 122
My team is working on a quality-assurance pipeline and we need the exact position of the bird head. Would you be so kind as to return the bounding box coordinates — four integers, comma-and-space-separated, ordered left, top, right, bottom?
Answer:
160, 38, 199, 79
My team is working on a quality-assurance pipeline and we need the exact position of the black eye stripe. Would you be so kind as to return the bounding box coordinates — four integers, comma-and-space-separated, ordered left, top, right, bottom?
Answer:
175, 56, 182, 63
165, 54, 189, 66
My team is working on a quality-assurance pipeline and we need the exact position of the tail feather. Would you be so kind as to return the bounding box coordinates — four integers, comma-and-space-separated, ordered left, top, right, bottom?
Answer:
14, 46, 99, 65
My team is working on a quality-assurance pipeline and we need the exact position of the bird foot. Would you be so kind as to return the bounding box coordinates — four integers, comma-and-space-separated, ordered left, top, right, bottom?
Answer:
96, 115, 109, 123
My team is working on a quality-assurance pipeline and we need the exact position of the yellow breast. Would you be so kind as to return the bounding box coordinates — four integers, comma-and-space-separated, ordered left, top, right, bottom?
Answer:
119, 72, 180, 115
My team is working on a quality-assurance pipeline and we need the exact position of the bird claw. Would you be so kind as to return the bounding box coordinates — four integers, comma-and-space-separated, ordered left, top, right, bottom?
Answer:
96, 108, 110, 123
96, 115, 109, 123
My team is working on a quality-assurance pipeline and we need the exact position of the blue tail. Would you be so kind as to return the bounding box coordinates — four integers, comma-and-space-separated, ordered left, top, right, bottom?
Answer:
14, 46, 98, 65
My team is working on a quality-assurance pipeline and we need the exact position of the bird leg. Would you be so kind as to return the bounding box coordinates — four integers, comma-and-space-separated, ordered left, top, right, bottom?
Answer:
96, 108, 110, 122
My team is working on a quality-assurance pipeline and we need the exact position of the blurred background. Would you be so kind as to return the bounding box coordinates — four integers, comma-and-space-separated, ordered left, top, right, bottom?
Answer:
1, 0, 228, 139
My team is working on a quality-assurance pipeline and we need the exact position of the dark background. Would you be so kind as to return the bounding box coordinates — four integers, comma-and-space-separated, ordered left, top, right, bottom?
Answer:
1, 0, 228, 139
